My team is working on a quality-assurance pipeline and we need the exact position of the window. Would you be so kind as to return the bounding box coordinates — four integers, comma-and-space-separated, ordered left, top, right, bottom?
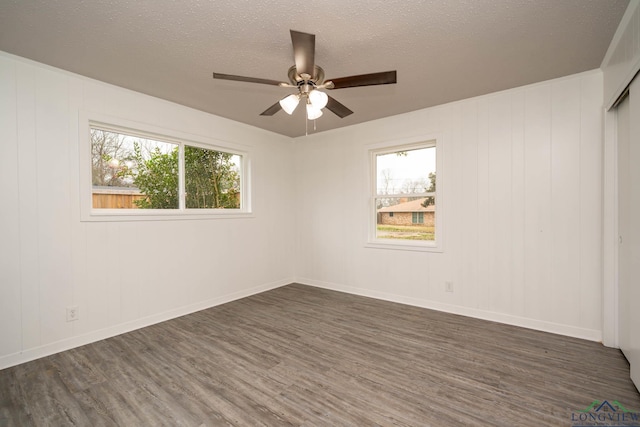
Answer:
80, 115, 250, 221
91, 128, 180, 209
369, 140, 440, 251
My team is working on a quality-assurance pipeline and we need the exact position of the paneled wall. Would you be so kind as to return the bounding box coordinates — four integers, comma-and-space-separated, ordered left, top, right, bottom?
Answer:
294, 71, 604, 341
0, 53, 295, 369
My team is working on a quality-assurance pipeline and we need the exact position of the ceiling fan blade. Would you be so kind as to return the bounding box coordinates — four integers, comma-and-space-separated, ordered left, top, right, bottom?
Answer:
326, 95, 353, 118
327, 70, 397, 89
290, 30, 315, 78
213, 72, 283, 86
260, 101, 282, 116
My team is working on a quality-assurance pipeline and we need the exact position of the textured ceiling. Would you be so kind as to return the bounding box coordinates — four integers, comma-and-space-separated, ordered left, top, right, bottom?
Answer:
0, 0, 629, 138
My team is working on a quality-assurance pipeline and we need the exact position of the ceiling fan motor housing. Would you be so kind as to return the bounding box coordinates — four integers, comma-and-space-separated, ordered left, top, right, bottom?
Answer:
288, 65, 325, 88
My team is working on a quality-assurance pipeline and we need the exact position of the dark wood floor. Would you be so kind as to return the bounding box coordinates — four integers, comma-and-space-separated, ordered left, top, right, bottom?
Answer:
1, 283, 638, 426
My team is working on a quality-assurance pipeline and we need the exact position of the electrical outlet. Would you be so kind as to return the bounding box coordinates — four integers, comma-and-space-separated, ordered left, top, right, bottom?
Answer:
445, 282, 454, 293
66, 306, 79, 322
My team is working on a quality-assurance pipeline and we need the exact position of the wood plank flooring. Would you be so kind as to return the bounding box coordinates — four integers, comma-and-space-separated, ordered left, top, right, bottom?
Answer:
1, 283, 639, 426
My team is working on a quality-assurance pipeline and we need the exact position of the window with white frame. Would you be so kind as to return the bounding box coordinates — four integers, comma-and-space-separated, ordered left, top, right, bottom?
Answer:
370, 140, 439, 250
81, 117, 250, 220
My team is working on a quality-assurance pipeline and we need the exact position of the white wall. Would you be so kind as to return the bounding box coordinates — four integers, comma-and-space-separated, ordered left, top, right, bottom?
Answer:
294, 70, 604, 341
0, 52, 295, 369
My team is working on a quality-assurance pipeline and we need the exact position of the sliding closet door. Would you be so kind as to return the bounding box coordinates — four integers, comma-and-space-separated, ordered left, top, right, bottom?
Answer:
618, 77, 640, 389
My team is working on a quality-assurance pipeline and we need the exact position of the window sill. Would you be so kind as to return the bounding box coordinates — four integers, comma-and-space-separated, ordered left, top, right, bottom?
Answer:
365, 240, 443, 253
82, 210, 254, 222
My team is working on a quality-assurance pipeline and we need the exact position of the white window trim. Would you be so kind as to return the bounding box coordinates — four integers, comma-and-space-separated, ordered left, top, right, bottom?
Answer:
365, 135, 444, 253
79, 111, 253, 222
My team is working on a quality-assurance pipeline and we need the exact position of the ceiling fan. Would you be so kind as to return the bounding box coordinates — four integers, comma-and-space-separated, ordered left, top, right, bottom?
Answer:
213, 30, 397, 121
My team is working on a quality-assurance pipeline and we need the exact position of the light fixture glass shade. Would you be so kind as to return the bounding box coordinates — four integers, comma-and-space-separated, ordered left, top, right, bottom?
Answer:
308, 89, 329, 109
279, 94, 300, 115
306, 103, 323, 120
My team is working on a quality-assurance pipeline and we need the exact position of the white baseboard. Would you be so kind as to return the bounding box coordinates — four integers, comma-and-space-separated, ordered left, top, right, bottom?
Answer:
2, 277, 603, 370
297, 278, 603, 342
0, 278, 292, 370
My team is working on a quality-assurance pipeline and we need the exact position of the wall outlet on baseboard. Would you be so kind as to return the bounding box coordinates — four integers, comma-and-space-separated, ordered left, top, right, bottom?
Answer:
66, 306, 79, 322
445, 282, 454, 293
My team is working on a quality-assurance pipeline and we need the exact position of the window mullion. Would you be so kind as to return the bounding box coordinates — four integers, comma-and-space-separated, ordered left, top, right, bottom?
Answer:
380, 191, 435, 198
179, 143, 186, 210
